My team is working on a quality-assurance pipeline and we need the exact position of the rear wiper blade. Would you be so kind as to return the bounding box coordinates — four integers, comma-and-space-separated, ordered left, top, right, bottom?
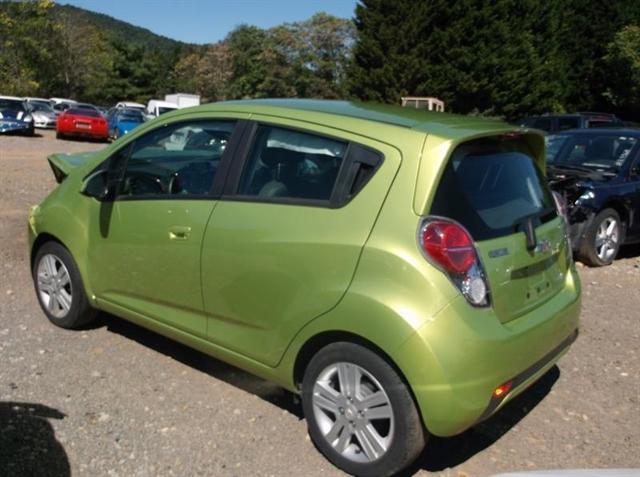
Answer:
514, 207, 557, 251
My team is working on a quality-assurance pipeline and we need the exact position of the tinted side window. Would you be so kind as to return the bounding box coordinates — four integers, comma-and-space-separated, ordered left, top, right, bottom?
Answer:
532, 118, 553, 132
558, 117, 580, 131
117, 121, 235, 198
237, 125, 347, 202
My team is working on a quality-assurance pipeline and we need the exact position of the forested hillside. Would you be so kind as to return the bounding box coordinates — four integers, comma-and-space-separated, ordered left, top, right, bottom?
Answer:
0, 1, 353, 105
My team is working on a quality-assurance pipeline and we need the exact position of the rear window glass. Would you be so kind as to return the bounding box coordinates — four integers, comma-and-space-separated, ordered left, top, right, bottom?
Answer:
430, 139, 555, 241
558, 117, 580, 131
67, 108, 100, 117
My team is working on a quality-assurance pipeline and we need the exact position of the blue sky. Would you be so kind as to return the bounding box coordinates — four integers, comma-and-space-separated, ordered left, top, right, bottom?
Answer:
60, 0, 358, 44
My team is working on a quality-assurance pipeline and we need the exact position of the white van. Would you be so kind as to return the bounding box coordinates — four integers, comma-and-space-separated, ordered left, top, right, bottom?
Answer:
146, 99, 179, 119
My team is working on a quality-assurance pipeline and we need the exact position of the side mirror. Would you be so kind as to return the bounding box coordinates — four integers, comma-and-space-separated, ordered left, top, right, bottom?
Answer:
81, 169, 113, 201
631, 165, 640, 178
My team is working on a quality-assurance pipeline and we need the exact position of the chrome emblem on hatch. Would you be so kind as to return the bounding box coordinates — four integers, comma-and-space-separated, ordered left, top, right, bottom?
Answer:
534, 239, 552, 254
488, 247, 509, 258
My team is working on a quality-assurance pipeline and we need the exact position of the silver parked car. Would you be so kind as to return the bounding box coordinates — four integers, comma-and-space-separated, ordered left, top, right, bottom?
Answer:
27, 102, 58, 129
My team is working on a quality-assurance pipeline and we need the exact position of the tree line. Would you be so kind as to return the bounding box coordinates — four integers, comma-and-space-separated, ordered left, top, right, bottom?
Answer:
1, 0, 639, 120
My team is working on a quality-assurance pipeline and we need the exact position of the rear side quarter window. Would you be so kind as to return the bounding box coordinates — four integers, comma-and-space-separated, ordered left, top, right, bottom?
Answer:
233, 124, 383, 208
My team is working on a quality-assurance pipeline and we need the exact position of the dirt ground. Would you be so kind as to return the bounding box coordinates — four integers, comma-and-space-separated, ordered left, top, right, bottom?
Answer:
1, 129, 639, 477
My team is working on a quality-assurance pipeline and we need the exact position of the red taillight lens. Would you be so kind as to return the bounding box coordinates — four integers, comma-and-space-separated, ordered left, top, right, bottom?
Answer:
419, 218, 490, 307
422, 221, 476, 273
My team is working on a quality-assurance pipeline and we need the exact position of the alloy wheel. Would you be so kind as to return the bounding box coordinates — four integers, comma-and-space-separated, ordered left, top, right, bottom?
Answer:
312, 362, 394, 463
595, 217, 619, 262
36, 254, 73, 318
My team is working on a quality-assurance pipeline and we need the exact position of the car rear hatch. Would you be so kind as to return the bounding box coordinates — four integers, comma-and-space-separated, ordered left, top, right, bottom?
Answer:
429, 134, 570, 323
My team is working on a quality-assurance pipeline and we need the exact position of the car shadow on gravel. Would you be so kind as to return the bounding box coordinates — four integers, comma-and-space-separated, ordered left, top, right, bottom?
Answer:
407, 365, 560, 474
93, 313, 304, 418
0, 401, 70, 477
617, 243, 640, 260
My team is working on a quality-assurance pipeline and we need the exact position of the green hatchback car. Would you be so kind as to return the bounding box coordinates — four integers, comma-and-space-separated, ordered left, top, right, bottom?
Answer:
29, 100, 580, 476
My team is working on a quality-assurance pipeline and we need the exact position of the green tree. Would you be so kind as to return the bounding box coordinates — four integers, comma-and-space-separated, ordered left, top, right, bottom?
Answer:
0, 0, 59, 95
604, 25, 640, 119
348, 0, 569, 119
174, 43, 233, 101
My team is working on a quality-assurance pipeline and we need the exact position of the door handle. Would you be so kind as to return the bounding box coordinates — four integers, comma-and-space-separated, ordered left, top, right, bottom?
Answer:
168, 225, 191, 240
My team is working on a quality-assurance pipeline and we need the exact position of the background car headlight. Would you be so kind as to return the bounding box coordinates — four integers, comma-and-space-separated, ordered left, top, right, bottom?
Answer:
577, 190, 595, 203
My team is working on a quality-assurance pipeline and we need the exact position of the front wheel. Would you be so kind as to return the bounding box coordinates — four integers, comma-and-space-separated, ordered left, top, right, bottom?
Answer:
578, 208, 622, 266
32, 241, 97, 329
302, 342, 425, 477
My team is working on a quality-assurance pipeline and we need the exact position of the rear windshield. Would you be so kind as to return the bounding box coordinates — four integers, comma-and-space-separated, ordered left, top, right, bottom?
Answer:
67, 108, 100, 117
430, 138, 555, 241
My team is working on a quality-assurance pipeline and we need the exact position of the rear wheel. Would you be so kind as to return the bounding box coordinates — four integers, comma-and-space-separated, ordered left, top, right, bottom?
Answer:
302, 342, 425, 477
56, 132, 63, 140
578, 208, 622, 266
32, 241, 96, 329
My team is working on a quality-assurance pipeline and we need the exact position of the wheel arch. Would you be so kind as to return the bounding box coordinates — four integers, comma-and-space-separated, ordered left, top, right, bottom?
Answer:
30, 232, 66, 268
290, 329, 427, 431
601, 199, 632, 237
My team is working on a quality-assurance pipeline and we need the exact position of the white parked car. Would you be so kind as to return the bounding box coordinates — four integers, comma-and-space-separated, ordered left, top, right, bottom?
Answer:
115, 101, 146, 113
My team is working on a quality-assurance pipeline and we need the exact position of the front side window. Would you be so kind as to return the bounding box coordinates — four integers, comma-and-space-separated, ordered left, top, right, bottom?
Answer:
116, 120, 235, 198
237, 125, 347, 202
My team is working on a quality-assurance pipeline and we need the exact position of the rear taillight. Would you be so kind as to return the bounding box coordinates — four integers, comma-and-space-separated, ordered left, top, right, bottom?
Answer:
419, 218, 490, 307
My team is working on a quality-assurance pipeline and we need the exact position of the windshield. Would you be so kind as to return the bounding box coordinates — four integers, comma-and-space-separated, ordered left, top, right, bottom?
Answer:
117, 112, 144, 123
30, 103, 55, 113
547, 132, 638, 171
158, 107, 177, 115
0, 99, 25, 111
431, 138, 555, 241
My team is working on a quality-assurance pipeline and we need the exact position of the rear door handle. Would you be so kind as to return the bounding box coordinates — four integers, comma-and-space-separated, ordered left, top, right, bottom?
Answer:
168, 225, 191, 240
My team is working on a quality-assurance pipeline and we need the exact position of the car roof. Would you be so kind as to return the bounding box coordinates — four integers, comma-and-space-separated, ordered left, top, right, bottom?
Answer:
0, 95, 25, 101
149, 100, 178, 107
550, 127, 640, 136
195, 99, 516, 138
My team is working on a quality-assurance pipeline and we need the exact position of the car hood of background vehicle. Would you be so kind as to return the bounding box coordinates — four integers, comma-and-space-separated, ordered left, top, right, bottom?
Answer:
47, 151, 100, 183
0, 117, 31, 133
547, 169, 613, 203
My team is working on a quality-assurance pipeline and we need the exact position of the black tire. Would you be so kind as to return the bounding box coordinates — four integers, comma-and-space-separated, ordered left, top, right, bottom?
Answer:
577, 208, 622, 267
302, 342, 425, 477
32, 241, 97, 329
56, 132, 63, 140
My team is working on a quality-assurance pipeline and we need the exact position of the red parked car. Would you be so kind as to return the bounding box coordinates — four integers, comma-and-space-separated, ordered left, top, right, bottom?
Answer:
56, 108, 108, 141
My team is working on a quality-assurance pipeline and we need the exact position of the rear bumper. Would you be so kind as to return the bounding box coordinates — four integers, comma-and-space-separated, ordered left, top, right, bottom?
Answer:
59, 126, 108, 139
394, 267, 581, 436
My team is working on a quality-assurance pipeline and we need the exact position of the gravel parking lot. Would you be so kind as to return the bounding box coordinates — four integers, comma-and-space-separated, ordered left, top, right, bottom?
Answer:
1, 130, 639, 477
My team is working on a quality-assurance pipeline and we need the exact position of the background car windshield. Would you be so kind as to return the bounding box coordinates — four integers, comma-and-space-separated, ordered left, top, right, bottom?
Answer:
67, 108, 100, 117
549, 133, 638, 170
158, 107, 176, 115
0, 99, 25, 111
30, 103, 55, 112
117, 112, 144, 123
431, 141, 554, 240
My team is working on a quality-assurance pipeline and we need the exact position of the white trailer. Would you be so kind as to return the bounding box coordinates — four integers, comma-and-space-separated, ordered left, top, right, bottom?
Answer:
164, 93, 200, 109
